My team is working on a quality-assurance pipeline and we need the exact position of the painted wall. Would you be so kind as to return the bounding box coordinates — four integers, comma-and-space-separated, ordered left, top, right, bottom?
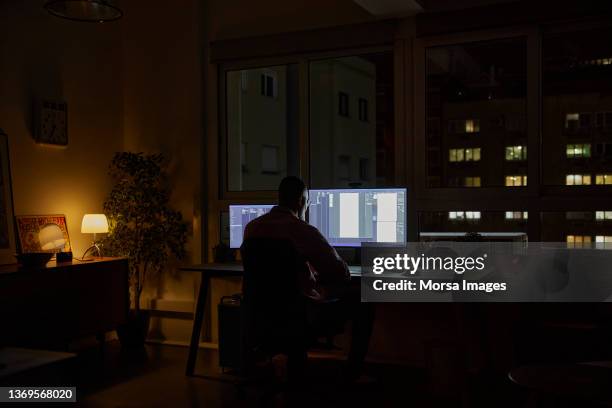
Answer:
0, 0, 123, 257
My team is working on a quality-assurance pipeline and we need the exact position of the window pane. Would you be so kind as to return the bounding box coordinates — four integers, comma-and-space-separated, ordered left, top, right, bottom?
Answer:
419, 211, 528, 241
226, 65, 299, 191
426, 38, 527, 187
310, 53, 394, 188
543, 27, 612, 185
542, 212, 612, 243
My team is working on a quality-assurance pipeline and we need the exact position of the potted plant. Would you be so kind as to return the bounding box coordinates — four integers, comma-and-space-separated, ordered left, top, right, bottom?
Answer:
103, 152, 188, 348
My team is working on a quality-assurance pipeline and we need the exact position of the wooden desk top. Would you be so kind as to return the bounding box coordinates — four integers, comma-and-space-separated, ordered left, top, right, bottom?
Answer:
0, 257, 127, 275
180, 263, 363, 277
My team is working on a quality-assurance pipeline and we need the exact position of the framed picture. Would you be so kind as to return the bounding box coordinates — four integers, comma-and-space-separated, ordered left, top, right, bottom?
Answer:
15, 215, 71, 253
0, 130, 17, 264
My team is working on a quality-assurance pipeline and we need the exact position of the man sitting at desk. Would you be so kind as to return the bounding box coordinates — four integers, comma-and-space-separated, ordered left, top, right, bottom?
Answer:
244, 176, 374, 382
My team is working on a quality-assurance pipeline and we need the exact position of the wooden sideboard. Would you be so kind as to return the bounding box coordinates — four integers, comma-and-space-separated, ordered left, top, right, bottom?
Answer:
0, 257, 129, 348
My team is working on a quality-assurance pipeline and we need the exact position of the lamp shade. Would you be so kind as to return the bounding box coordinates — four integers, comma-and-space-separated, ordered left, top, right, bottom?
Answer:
44, 0, 123, 22
81, 214, 109, 234
38, 223, 66, 251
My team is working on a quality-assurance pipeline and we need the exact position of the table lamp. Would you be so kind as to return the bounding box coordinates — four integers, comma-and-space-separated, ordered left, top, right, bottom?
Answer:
81, 214, 109, 259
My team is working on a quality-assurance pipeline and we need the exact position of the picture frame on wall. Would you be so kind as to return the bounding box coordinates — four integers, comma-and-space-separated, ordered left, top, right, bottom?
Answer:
15, 215, 72, 254
0, 130, 17, 264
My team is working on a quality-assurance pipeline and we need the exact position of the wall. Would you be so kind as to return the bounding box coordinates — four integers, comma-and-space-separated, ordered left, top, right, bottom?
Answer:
0, 0, 123, 257
121, 0, 205, 342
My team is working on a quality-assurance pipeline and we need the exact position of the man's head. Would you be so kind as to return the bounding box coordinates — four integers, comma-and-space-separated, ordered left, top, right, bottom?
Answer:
278, 176, 308, 219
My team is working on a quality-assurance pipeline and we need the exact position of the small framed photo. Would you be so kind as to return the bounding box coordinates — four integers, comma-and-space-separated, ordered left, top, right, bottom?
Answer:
15, 215, 71, 253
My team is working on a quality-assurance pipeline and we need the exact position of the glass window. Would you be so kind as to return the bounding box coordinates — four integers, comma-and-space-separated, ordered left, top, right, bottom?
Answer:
542, 212, 612, 242
420, 211, 529, 241
226, 64, 299, 191
464, 176, 481, 187
310, 53, 394, 188
543, 27, 612, 185
595, 211, 612, 221
505, 175, 527, 187
505, 145, 527, 161
505, 211, 528, 220
595, 174, 612, 185
565, 174, 591, 185
426, 38, 527, 187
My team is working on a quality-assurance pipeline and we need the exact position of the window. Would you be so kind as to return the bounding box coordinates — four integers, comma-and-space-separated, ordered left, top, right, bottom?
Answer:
226, 65, 299, 191
338, 92, 349, 117
505, 175, 527, 187
543, 28, 612, 186
358, 98, 368, 122
595, 211, 612, 221
595, 174, 612, 185
427, 38, 527, 187
449, 211, 481, 221
310, 53, 393, 188
449, 147, 481, 162
261, 145, 280, 174
566, 211, 591, 220
338, 155, 351, 180
596, 236, 612, 243
505, 146, 527, 161
260, 73, 277, 98
359, 158, 369, 181
567, 235, 592, 248
566, 144, 591, 158
565, 174, 591, 185
464, 177, 481, 187
448, 119, 480, 134
505, 211, 528, 220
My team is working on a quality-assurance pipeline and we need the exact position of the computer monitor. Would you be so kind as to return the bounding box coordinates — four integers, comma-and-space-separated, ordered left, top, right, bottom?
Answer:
229, 205, 274, 248
308, 188, 406, 247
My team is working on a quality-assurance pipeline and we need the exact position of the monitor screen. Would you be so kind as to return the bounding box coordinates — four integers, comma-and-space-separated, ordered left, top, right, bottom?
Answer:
308, 188, 407, 247
229, 205, 274, 248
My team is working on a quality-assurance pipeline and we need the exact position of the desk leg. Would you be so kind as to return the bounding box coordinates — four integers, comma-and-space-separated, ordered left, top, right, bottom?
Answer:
186, 275, 210, 376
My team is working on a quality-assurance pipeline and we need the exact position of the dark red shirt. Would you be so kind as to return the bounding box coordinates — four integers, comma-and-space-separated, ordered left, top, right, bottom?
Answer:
243, 206, 350, 301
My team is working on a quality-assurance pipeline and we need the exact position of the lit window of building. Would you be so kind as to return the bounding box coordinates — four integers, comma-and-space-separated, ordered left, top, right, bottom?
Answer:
596, 236, 612, 243
505, 175, 527, 186
505, 146, 527, 161
449, 147, 481, 162
566, 174, 592, 185
566, 144, 591, 158
505, 211, 528, 220
565, 112, 591, 130
464, 177, 481, 187
449, 211, 481, 221
595, 211, 612, 221
448, 119, 480, 134
595, 174, 612, 185
567, 235, 592, 248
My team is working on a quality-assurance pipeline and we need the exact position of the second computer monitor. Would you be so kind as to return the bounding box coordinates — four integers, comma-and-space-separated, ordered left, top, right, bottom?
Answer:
308, 188, 406, 247
229, 204, 274, 248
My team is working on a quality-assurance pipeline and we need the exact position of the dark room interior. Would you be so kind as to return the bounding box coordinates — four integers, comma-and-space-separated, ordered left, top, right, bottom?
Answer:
2, 0, 612, 406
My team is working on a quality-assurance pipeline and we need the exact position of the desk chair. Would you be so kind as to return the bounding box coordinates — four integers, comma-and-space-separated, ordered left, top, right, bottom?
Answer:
240, 238, 343, 383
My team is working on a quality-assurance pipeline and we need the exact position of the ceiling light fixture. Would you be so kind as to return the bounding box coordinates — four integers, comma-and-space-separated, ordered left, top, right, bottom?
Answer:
44, 0, 122, 23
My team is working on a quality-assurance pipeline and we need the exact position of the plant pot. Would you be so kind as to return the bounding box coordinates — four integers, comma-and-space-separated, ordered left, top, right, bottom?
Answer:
117, 310, 151, 349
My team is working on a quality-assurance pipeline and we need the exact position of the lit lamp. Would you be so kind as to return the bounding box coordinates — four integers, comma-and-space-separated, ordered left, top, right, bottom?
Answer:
81, 214, 109, 259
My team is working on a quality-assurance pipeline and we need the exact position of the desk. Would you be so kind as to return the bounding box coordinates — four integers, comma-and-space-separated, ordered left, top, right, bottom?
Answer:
181, 263, 362, 376
0, 258, 129, 348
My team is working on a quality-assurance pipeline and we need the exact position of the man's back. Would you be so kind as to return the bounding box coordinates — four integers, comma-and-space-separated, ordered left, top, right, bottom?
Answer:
244, 206, 350, 300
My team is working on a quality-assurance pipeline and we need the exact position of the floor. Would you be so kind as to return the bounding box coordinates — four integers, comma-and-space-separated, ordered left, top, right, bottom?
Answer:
16, 342, 527, 407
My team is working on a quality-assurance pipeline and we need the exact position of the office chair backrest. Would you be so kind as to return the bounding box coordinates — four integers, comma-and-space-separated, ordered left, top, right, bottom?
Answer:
240, 238, 309, 352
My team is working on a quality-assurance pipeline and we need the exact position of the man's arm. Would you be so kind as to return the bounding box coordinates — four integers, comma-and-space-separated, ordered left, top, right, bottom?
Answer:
297, 224, 350, 284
